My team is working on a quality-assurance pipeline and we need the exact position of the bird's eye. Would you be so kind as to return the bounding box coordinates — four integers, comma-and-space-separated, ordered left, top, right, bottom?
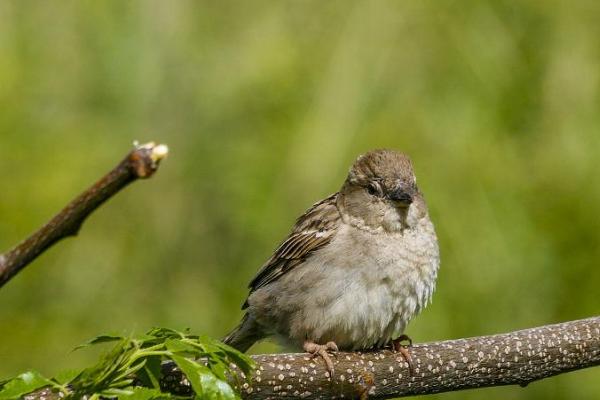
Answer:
367, 184, 379, 196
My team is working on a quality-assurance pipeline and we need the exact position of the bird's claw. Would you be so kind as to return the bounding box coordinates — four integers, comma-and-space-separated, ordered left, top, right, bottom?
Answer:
304, 341, 338, 376
392, 334, 414, 374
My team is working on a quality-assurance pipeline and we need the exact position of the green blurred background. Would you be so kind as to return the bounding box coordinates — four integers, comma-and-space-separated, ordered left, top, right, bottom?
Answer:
1, 1, 599, 398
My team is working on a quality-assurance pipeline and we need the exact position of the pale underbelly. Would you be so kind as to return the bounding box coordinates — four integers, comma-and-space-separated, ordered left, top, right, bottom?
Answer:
253, 223, 439, 350
276, 264, 433, 350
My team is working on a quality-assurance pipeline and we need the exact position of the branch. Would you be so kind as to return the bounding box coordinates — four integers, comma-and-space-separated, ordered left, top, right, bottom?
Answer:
0, 141, 168, 288
27, 316, 600, 399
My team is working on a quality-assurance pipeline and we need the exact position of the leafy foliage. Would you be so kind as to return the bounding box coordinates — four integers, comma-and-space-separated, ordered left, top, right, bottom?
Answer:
0, 328, 254, 400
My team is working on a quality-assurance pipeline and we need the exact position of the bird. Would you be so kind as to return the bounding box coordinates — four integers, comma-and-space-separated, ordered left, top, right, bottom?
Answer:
224, 149, 440, 373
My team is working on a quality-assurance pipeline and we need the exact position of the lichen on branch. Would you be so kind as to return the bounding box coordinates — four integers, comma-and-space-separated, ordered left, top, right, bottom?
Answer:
26, 316, 600, 399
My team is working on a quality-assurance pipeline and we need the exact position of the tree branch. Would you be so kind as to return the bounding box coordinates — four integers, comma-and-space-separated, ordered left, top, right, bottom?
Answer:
27, 316, 600, 399
0, 141, 168, 288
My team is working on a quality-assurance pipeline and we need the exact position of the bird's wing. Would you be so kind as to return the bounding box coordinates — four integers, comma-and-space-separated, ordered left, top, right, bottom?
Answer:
243, 193, 341, 309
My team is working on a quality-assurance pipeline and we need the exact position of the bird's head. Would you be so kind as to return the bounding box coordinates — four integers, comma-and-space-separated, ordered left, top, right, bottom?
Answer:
339, 149, 427, 232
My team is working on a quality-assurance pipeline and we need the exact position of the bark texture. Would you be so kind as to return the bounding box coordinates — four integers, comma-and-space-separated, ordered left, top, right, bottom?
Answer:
27, 316, 600, 399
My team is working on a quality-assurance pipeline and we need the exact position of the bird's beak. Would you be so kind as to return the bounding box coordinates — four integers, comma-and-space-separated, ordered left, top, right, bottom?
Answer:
388, 187, 414, 207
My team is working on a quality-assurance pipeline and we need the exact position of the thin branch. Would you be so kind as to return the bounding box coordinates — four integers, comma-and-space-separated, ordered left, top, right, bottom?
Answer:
27, 316, 600, 399
0, 141, 168, 288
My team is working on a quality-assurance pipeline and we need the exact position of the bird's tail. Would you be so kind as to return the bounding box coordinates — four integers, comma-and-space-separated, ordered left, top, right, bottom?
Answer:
222, 314, 263, 352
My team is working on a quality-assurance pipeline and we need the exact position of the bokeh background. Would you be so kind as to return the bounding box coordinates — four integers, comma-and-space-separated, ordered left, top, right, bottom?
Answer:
1, 1, 599, 399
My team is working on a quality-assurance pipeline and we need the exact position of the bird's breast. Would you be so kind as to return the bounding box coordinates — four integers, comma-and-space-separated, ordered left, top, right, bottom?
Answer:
343, 220, 439, 313
271, 219, 440, 350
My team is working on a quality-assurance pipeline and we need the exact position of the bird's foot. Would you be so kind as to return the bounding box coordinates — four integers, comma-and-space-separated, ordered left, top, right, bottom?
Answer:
303, 340, 338, 376
392, 334, 414, 373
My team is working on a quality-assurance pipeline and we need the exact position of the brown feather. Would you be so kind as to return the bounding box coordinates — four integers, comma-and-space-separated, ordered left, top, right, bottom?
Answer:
243, 193, 341, 309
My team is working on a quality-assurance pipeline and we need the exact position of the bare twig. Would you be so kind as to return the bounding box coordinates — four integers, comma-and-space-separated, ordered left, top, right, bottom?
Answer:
27, 316, 600, 399
0, 142, 168, 288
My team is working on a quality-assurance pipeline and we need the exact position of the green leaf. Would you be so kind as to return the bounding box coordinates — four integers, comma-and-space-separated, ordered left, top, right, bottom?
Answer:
0, 329, 250, 400
121, 387, 173, 400
99, 387, 136, 396
54, 369, 79, 385
136, 355, 162, 389
74, 334, 125, 350
165, 338, 199, 355
199, 371, 238, 400
170, 355, 204, 397
207, 361, 227, 381
146, 327, 184, 340
70, 338, 133, 395
212, 340, 255, 376
0, 371, 53, 400
171, 355, 238, 400
214, 379, 238, 400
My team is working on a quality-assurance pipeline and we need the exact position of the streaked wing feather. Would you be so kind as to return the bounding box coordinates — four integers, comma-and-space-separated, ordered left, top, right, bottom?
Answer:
243, 193, 340, 308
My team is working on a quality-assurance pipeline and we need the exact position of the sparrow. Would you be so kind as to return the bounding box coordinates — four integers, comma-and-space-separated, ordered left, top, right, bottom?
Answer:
224, 149, 440, 373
